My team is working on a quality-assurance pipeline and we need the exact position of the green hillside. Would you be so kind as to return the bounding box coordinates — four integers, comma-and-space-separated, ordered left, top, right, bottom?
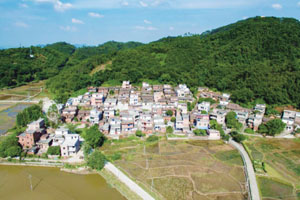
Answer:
1, 17, 300, 108
92, 17, 300, 108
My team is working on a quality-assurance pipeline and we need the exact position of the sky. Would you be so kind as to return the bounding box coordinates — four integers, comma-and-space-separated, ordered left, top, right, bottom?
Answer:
0, 0, 300, 48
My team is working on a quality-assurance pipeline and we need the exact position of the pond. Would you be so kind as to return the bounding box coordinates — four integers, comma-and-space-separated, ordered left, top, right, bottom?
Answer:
0, 104, 31, 135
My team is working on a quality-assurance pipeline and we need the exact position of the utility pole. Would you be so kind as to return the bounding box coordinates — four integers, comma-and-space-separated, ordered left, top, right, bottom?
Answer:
28, 174, 33, 191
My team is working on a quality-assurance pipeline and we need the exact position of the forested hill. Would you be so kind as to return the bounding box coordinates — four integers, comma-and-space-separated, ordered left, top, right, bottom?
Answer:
91, 16, 300, 108
1, 17, 300, 108
0, 41, 143, 89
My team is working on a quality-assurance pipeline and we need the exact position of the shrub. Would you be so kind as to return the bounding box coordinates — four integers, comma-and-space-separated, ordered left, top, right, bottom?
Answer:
146, 135, 159, 142
47, 146, 61, 155
230, 131, 246, 143
166, 110, 173, 116
166, 126, 174, 134
244, 128, 255, 134
170, 117, 176, 123
193, 129, 207, 136
135, 130, 145, 137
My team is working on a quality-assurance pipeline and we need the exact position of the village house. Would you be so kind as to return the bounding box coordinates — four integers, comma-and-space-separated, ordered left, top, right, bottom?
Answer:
91, 92, 105, 107
176, 84, 191, 98
36, 134, 53, 155
89, 108, 102, 124
209, 109, 227, 125
207, 129, 221, 140
247, 113, 263, 131
281, 110, 300, 133
194, 114, 210, 130
62, 106, 78, 123
139, 112, 153, 134
219, 93, 230, 106
153, 115, 166, 132
122, 81, 132, 89
61, 134, 80, 157
18, 118, 46, 149
235, 111, 249, 125
198, 101, 210, 113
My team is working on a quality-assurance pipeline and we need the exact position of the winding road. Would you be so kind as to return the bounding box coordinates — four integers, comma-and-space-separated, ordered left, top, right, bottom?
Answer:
229, 140, 260, 200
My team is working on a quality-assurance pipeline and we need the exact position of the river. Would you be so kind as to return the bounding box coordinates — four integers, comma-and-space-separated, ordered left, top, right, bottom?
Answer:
0, 165, 126, 200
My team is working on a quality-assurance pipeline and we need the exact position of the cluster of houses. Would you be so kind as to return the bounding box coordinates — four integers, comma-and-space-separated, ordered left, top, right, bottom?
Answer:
58, 81, 274, 140
17, 118, 81, 157
16, 81, 300, 157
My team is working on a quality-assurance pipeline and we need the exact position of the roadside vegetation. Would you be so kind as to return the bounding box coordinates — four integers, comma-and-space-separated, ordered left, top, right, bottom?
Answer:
244, 137, 300, 199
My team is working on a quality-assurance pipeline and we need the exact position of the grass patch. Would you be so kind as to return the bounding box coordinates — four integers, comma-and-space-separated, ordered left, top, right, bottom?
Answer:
257, 176, 294, 199
214, 150, 243, 166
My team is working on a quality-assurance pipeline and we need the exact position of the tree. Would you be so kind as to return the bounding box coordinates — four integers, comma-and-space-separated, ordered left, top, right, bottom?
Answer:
166, 126, 174, 134
231, 88, 254, 103
170, 117, 176, 123
258, 124, 268, 134
87, 150, 106, 171
265, 119, 286, 136
230, 131, 246, 143
225, 111, 242, 130
6, 146, 22, 157
47, 146, 61, 155
0, 134, 21, 158
84, 125, 106, 148
166, 110, 173, 116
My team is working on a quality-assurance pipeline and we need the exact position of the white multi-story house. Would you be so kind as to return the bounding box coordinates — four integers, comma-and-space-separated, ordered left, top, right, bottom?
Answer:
89, 108, 102, 124
61, 134, 80, 157
198, 101, 210, 113
176, 84, 191, 98
130, 92, 139, 105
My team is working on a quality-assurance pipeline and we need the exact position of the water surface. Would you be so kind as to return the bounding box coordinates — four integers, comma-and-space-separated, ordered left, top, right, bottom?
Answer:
0, 165, 125, 200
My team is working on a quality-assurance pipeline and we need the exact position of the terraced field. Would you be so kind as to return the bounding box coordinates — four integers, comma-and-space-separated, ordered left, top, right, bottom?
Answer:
101, 138, 247, 200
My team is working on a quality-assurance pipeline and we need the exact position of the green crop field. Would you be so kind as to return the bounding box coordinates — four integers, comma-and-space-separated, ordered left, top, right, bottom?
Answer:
101, 137, 247, 200
244, 137, 300, 200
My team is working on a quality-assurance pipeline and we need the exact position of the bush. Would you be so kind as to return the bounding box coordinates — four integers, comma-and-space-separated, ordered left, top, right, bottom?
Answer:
166, 110, 173, 116
244, 128, 255, 134
170, 117, 176, 123
146, 135, 159, 142
230, 131, 246, 143
87, 150, 106, 171
258, 119, 286, 136
166, 126, 174, 134
110, 152, 122, 161
47, 146, 61, 155
193, 129, 207, 136
135, 130, 145, 137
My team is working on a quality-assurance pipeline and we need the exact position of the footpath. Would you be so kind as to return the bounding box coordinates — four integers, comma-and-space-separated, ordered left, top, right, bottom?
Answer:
105, 162, 155, 200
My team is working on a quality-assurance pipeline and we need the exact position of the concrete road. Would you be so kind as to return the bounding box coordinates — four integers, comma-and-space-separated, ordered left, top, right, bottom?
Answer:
229, 140, 261, 200
105, 162, 155, 200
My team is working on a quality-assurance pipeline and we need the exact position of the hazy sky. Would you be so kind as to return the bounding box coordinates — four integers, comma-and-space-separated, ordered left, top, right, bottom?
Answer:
1, 0, 300, 47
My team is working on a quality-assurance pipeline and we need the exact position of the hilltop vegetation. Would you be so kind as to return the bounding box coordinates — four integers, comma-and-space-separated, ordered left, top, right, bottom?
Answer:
1, 17, 300, 108
92, 17, 300, 108
0, 42, 75, 88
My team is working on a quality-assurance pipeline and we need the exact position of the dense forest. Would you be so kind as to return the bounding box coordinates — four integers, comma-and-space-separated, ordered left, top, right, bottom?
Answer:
1, 17, 300, 108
